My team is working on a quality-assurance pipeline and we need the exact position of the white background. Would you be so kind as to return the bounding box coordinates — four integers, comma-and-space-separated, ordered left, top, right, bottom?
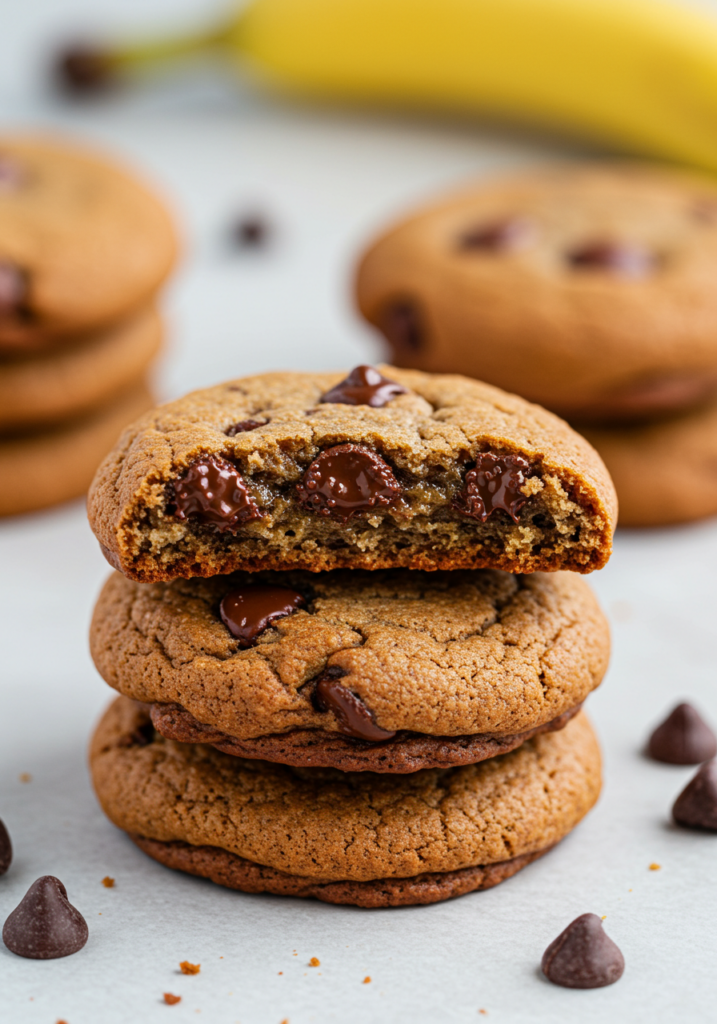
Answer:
1, 2, 716, 1022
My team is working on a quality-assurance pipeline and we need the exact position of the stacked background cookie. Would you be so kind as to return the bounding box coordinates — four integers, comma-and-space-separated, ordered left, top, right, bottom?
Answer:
87, 365, 616, 907
0, 136, 177, 517
356, 163, 717, 527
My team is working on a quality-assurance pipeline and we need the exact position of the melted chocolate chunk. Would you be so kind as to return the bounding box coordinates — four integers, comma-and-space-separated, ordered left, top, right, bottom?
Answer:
0, 262, 27, 319
173, 457, 263, 532
379, 300, 423, 352
648, 703, 717, 765
2, 876, 88, 959
0, 155, 24, 191
220, 585, 305, 647
313, 668, 396, 742
320, 365, 408, 408
672, 760, 717, 831
55, 45, 115, 94
0, 819, 12, 876
296, 444, 401, 522
566, 241, 654, 277
225, 419, 265, 436
541, 914, 625, 989
458, 217, 532, 251
454, 452, 531, 523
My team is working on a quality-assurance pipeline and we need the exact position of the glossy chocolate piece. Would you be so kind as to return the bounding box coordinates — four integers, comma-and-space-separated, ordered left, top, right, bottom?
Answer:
0, 819, 12, 876
458, 217, 532, 251
0, 262, 27, 319
173, 457, 263, 532
313, 668, 396, 742
648, 703, 717, 765
672, 760, 717, 831
454, 452, 531, 523
541, 913, 625, 989
225, 420, 265, 436
320, 365, 408, 408
2, 876, 88, 959
297, 444, 401, 522
55, 46, 115, 94
566, 241, 654, 277
220, 585, 305, 647
379, 300, 423, 352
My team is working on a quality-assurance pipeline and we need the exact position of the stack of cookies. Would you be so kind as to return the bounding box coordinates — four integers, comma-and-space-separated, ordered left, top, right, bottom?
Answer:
356, 163, 717, 527
0, 136, 177, 517
87, 365, 615, 907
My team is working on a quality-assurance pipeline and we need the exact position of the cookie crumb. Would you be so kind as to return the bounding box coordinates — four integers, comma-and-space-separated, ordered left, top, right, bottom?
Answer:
309, 957, 320, 967
479, 1011, 488, 1016
363, 976, 371, 984
163, 993, 181, 1005
649, 863, 661, 871
278, 971, 283, 975
180, 961, 201, 975
101, 876, 115, 888
19, 772, 32, 783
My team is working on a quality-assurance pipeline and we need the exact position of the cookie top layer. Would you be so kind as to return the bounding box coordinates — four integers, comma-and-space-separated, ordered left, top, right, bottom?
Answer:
90, 568, 609, 741
356, 164, 717, 421
0, 136, 177, 351
90, 696, 601, 882
87, 367, 617, 580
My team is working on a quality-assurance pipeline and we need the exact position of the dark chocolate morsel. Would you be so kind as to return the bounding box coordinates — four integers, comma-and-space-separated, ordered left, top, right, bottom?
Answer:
458, 217, 532, 251
0, 262, 27, 319
0, 155, 24, 191
313, 669, 396, 742
0, 819, 12, 876
647, 703, 717, 765
672, 759, 717, 831
566, 241, 654, 277
296, 444, 401, 522
378, 300, 423, 353
320, 365, 409, 408
231, 216, 269, 248
541, 913, 625, 989
220, 585, 305, 647
55, 46, 115, 94
173, 457, 263, 532
2, 876, 88, 959
454, 452, 531, 523
225, 420, 266, 436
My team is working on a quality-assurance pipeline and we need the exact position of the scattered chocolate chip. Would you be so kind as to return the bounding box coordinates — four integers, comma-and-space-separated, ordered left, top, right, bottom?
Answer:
0, 819, 12, 876
320, 365, 409, 408
55, 45, 115, 95
378, 300, 423, 353
454, 451, 531, 523
173, 456, 263, 532
220, 585, 305, 647
0, 262, 27, 319
458, 217, 532, 251
0, 155, 24, 191
313, 668, 396, 742
2, 876, 88, 959
231, 215, 269, 248
541, 913, 625, 988
647, 703, 717, 765
566, 241, 654, 277
297, 444, 401, 522
225, 419, 266, 436
672, 759, 717, 831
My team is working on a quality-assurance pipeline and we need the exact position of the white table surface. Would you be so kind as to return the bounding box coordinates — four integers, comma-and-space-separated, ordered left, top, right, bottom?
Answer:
1, 2, 717, 1022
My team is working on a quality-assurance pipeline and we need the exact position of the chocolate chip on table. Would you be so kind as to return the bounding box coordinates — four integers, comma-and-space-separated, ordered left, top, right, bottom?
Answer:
0, 262, 27, 319
225, 419, 266, 436
54, 45, 115, 95
231, 215, 269, 248
454, 451, 531, 523
320, 365, 409, 408
378, 300, 423, 352
313, 668, 396, 742
2, 876, 88, 959
647, 703, 717, 765
566, 241, 655, 277
541, 913, 625, 988
672, 759, 717, 831
0, 819, 12, 876
220, 585, 305, 647
458, 217, 532, 251
297, 444, 401, 522
173, 457, 263, 531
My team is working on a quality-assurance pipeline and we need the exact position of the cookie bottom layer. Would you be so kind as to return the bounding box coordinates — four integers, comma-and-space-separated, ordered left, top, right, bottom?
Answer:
150, 701, 582, 773
130, 834, 552, 908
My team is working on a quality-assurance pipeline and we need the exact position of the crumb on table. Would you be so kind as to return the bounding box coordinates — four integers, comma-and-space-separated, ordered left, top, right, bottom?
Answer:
101, 876, 115, 888
363, 976, 371, 984
180, 961, 201, 975
19, 773, 32, 783
309, 957, 320, 967
163, 993, 181, 1005
649, 863, 661, 871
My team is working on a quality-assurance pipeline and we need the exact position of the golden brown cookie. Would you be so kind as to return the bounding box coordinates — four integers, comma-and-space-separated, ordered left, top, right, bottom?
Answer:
0, 136, 177, 351
0, 380, 154, 517
90, 697, 601, 907
90, 568, 609, 771
356, 164, 717, 422
0, 307, 162, 429
87, 366, 617, 581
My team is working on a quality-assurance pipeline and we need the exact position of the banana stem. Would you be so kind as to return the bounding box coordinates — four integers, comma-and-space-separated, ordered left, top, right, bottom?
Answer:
107, 22, 235, 72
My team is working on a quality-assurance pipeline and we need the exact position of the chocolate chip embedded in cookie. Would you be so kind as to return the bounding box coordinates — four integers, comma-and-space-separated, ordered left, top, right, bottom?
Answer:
87, 367, 616, 581
320, 365, 408, 407
89, 697, 602, 907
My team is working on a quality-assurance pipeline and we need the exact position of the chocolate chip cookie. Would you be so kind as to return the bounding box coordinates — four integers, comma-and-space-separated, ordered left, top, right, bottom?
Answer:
355, 164, 717, 422
90, 567, 609, 772
0, 136, 177, 351
90, 696, 601, 907
87, 366, 616, 581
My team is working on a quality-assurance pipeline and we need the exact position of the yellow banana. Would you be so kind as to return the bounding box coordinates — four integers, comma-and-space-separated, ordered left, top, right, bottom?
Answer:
85, 0, 717, 172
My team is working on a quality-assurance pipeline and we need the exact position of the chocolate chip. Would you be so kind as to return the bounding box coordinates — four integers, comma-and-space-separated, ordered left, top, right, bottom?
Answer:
0, 819, 12, 876
297, 444, 401, 522
0, 262, 27, 319
55, 45, 115, 95
220, 585, 304, 647
2, 876, 88, 959
541, 913, 625, 988
173, 457, 263, 532
0, 155, 24, 191
647, 703, 717, 765
231, 216, 269, 248
672, 759, 717, 831
454, 452, 531, 523
320, 365, 409, 408
225, 420, 266, 436
458, 217, 532, 251
313, 669, 396, 742
379, 300, 423, 353
566, 242, 654, 277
